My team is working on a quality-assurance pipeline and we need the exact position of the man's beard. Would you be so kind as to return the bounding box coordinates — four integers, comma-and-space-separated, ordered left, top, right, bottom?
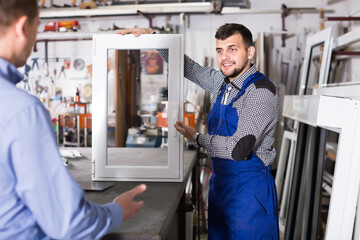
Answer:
221, 66, 245, 79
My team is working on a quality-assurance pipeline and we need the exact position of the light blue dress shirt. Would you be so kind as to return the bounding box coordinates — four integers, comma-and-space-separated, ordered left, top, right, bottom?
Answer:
0, 57, 123, 239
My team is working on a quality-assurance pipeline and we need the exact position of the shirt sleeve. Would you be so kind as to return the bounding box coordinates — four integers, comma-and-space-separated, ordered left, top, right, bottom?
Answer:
198, 87, 278, 161
157, 49, 223, 95
7, 101, 123, 239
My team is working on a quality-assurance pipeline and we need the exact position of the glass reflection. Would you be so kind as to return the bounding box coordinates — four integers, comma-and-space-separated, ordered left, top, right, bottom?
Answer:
106, 49, 168, 167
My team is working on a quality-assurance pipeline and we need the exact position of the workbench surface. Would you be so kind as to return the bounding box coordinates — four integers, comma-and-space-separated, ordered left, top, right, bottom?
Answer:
64, 148, 197, 240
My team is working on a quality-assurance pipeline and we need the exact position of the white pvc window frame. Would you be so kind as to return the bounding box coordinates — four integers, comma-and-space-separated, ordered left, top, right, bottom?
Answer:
277, 28, 332, 232
275, 130, 297, 232
283, 95, 360, 239
92, 34, 184, 182
281, 28, 360, 239
277, 29, 360, 240
298, 27, 332, 95
313, 27, 360, 96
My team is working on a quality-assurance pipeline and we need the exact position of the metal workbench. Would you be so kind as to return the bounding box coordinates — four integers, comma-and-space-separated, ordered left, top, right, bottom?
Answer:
65, 148, 197, 240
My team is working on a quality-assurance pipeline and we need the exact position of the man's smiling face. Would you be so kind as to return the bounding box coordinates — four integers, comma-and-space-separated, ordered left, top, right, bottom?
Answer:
216, 33, 254, 82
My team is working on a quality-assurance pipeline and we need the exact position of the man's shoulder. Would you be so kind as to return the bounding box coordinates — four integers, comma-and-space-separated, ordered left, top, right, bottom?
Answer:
253, 78, 276, 95
0, 82, 42, 125
245, 71, 276, 96
0, 81, 40, 105
237, 77, 277, 106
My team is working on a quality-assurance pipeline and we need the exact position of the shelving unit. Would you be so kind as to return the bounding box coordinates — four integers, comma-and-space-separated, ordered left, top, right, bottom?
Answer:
36, 32, 94, 40
39, 2, 216, 19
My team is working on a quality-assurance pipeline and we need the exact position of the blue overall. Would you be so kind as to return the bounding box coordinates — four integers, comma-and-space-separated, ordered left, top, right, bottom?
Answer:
207, 72, 279, 240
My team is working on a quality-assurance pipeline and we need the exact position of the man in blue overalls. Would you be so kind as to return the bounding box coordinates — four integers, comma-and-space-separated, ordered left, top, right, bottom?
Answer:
174, 24, 279, 239
118, 23, 279, 239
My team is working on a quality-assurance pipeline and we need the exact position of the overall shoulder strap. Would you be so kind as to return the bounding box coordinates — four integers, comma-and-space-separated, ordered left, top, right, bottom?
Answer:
230, 72, 270, 103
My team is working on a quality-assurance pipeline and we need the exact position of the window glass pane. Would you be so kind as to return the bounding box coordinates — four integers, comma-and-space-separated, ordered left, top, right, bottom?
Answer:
106, 49, 169, 167
327, 56, 351, 85
305, 43, 324, 94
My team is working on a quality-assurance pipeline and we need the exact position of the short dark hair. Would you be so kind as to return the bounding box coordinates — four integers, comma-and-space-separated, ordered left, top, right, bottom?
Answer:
0, 0, 39, 34
215, 23, 253, 49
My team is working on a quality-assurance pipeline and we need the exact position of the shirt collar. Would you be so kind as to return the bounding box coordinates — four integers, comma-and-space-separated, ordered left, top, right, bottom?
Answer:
0, 57, 24, 85
224, 64, 257, 90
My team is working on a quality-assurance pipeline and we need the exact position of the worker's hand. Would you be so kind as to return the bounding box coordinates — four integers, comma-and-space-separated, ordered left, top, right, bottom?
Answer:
116, 28, 154, 37
174, 121, 196, 140
113, 184, 147, 221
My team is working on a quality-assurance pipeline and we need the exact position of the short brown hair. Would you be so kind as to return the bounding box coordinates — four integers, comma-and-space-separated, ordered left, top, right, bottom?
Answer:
215, 23, 253, 49
0, 0, 39, 33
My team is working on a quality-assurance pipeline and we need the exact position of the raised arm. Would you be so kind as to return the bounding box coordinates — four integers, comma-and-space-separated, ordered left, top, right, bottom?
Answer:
117, 28, 224, 95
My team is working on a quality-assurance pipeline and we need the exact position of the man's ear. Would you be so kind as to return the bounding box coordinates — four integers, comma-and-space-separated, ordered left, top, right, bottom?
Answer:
14, 16, 28, 39
247, 46, 255, 60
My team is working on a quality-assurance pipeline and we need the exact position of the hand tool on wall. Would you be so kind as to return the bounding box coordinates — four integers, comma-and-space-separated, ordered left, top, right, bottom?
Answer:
31, 58, 40, 70
22, 64, 31, 92
35, 85, 44, 98
59, 65, 67, 79
44, 40, 49, 76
